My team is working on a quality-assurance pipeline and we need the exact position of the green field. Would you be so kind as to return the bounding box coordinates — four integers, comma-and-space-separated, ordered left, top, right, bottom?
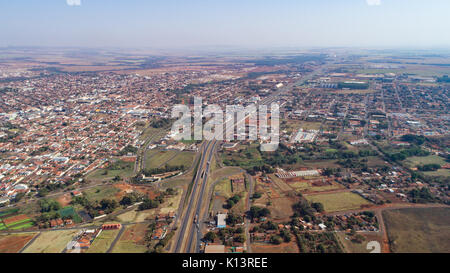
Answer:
145, 150, 179, 169
213, 178, 233, 199
0, 208, 19, 218
165, 151, 195, 169
58, 206, 82, 223
10, 222, 35, 230
83, 186, 121, 202
404, 155, 447, 167
87, 160, 135, 180
383, 207, 450, 253
305, 192, 371, 212
86, 229, 120, 253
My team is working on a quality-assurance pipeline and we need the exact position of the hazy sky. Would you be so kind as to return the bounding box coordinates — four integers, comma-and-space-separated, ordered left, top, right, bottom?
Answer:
1, 0, 449, 49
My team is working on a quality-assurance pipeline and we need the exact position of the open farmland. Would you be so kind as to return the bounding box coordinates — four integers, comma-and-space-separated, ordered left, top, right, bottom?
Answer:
1, 213, 35, 230
23, 230, 79, 253
305, 192, 372, 212
383, 207, 450, 253
0, 233, 37, 253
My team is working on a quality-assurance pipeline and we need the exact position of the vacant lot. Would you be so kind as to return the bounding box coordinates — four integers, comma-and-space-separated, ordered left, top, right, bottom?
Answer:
305, 192, 371, 212
336, 232, 384, 253
252, 241, 299, 253
83, 186, 121, 202
0, 233, 37, 253
404, 155, 447, 168
112, 223, 149, 253
87, 160, 135, 181
166, 151, 196, 169
145, 150, 179, 169
383, 207, 450, 253
86, 229, 121, 253
24, 230, 79, 253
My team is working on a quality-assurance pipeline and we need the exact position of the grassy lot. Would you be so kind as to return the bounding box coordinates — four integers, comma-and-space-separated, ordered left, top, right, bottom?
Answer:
213, 178, 233, 199
305, 192, 371, 212
165, 151, 195, 169
383, 207, 450, 253
423, 169, 450, 177
58, 206, 82, 223
336, 232, 384, 253
403, 155, 447, 168
290, 181, 344, 193
87, 160, 135, 180
145, 150, 179, 169
83, 186, 121, 202
159, 189, 182, 214
111, 223, 149, 253
24, 230, 79, 253
86, 229, 120, 253
221, 143, 263, 169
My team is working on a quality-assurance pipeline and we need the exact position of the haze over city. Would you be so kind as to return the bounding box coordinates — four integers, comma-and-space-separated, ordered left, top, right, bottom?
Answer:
1, 0, 450, 49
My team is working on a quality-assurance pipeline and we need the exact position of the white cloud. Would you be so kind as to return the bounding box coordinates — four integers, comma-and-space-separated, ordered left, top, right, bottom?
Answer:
67, 0, 81, 6
366, 0, 381, 6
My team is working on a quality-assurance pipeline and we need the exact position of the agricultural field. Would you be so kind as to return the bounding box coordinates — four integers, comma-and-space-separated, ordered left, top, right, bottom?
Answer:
383, 207, 450, 253
111, 223, 149, 253
86, 229, 121, 253
23, 230, 79, 253
305, 192, 372, 212
0, 233, 37, 253
0, 211, 35, 231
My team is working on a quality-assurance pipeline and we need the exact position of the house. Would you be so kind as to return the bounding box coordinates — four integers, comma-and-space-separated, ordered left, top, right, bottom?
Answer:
102, 223, 121, 230
217, 213, 227, 228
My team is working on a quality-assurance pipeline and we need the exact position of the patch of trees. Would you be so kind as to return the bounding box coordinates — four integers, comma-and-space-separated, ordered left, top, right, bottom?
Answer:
39, 199, 61, 213
248, 206, 271, 221
418, 164, 441, 172
386, 147, 430, 162
143, 164, 186, 176
401, 134, 426, 145
119, 145, 138, 156
293, 231, 343, 253
226, 213, 242, 226
225, 194, 241, 209
150, 118, 171, 128
408, 187, 436, 203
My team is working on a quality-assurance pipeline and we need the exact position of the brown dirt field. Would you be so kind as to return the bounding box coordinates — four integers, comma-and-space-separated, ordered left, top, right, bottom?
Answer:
120, 223, 148, 245
0, 233, 36, 253
269, 197, 295, 221
114, 183, 159, 200
57, 193, 72, 207
3, 214, 29, 226
251, 241, 299, 253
